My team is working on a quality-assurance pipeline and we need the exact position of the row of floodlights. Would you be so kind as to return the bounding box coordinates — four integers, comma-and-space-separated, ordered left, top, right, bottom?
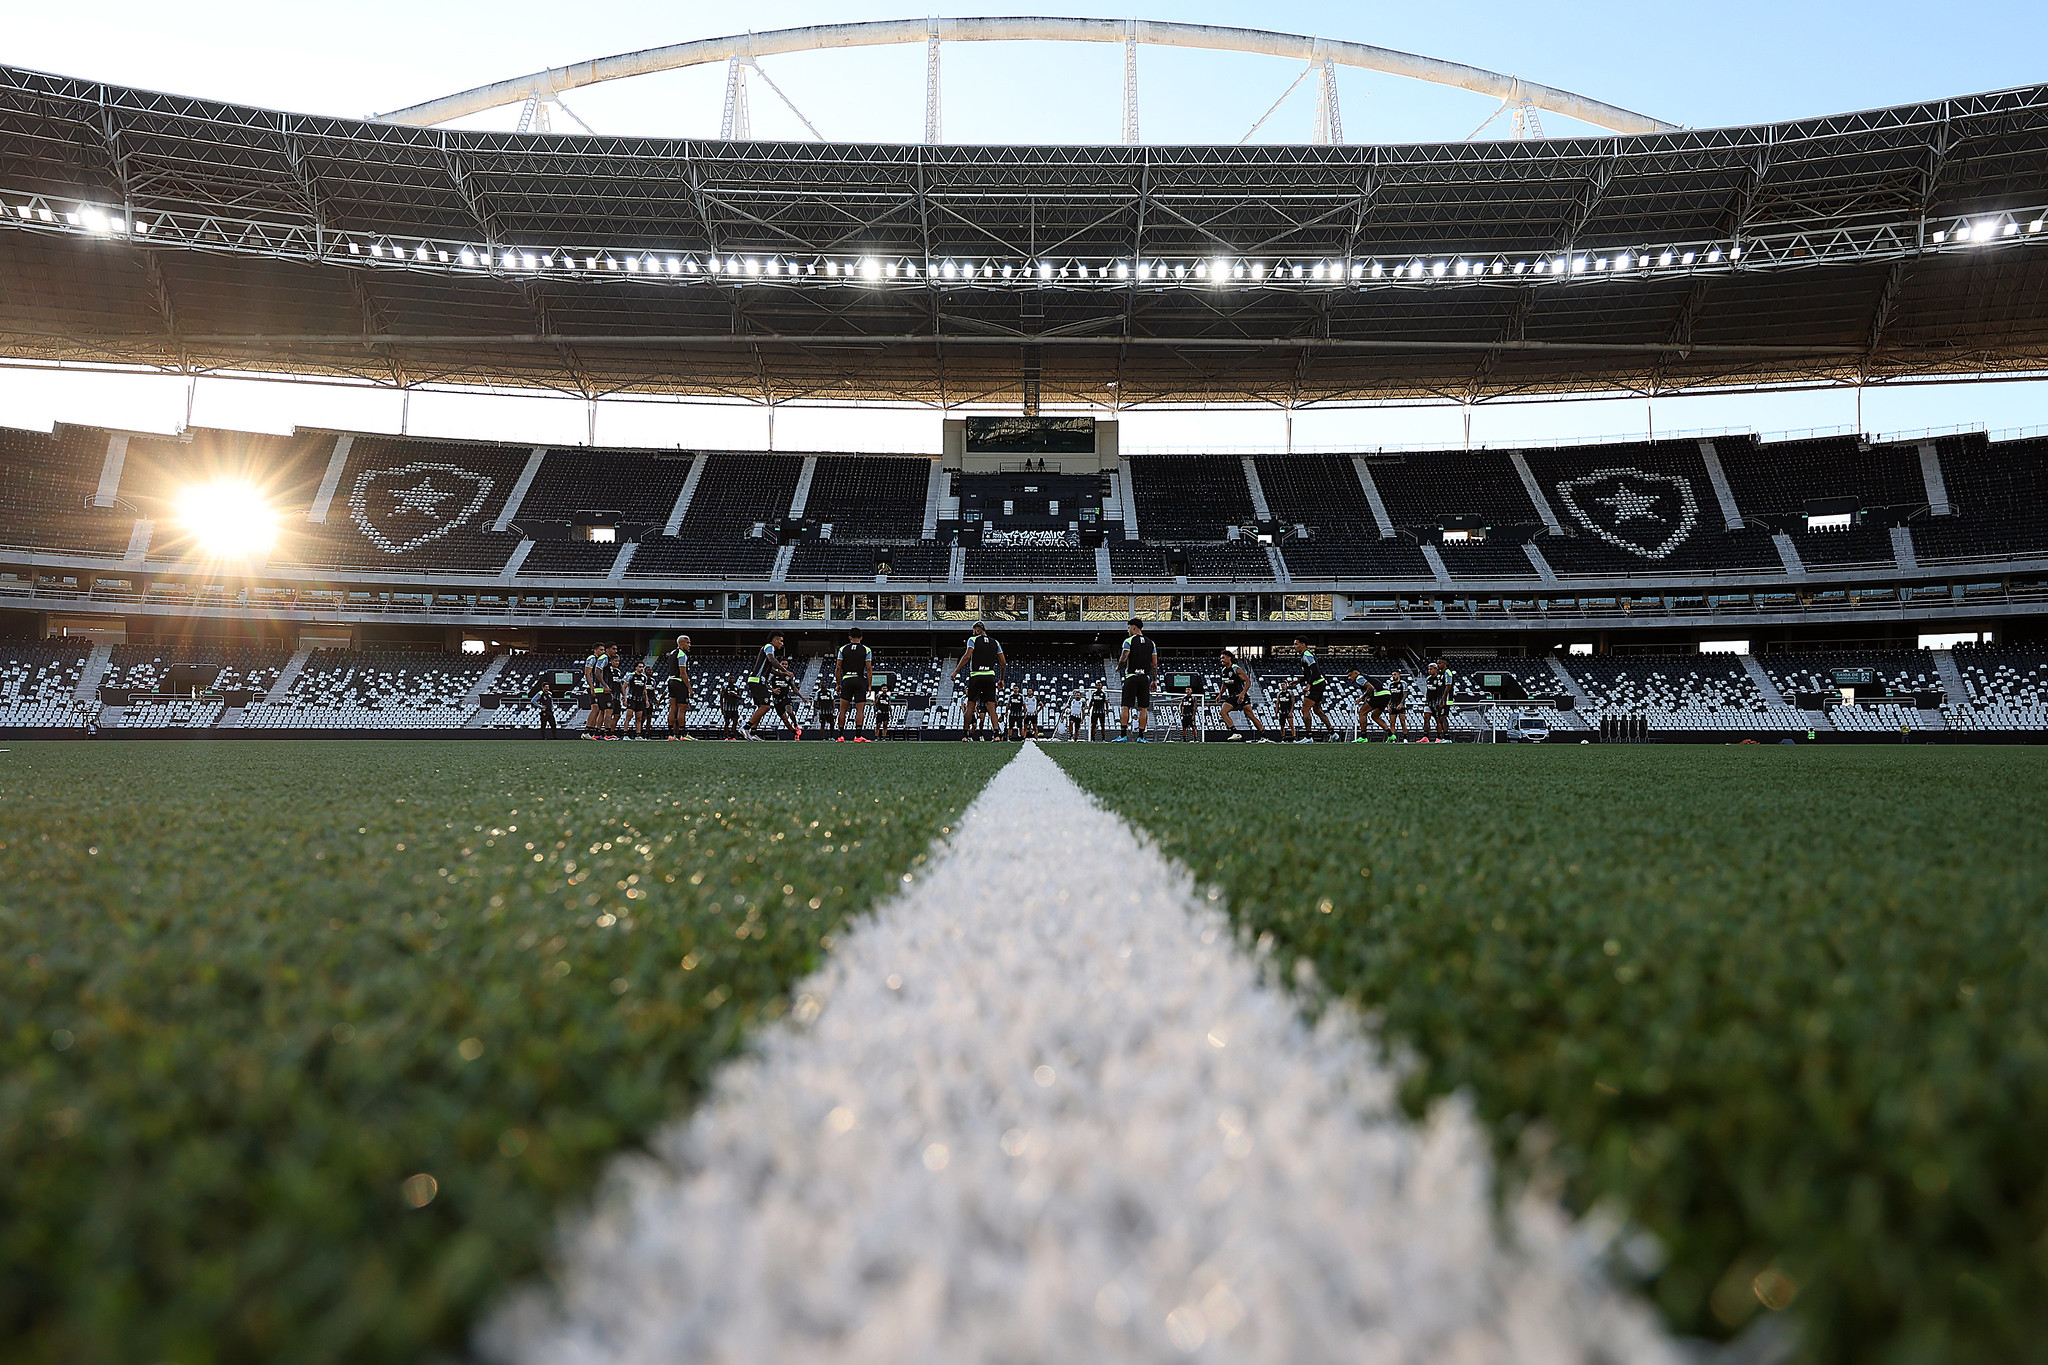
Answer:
348, 244, 1748, 280
15, 201, 2045, 273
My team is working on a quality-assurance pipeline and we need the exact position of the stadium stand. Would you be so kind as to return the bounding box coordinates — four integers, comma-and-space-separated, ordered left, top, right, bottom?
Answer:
0, 642, 95, 726
239, 649, 490, 729
1948, 647, 2048, 730
1908, 435, 2048, 563
1123, 456, 1255, 541
1251, 454, 1377, 533
1525, 441, 1785, 576
966, 546, 1097, 581
102, 644, 290, 696
273, 438, 524, 574
0, 426, 135, 556
1373, 451, 1540, 534
514, 449, 693, 524
1565, 655, 1802, 731
802, 457, 931, 541
518, 540, 627, 578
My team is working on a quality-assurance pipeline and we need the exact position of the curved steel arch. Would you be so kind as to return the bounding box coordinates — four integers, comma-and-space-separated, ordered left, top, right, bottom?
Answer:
375, 16, 1677, 136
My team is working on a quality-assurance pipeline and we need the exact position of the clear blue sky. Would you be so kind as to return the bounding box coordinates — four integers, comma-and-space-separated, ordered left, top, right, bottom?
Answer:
4, 1, 2046, 449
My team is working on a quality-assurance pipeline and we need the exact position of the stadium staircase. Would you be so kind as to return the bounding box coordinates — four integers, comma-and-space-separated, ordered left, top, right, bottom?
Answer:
1094, 545, 1112, 584
121, 518, 155, 568
1932, 649, 1972, 710
458, 655, 513, 727
73, 643, 114, 705
1737, 653, 1820, 729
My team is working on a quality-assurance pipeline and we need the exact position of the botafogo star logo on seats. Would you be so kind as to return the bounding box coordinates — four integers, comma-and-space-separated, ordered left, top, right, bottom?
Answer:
1553, 466, 1698, 559
348, 462, 496, 554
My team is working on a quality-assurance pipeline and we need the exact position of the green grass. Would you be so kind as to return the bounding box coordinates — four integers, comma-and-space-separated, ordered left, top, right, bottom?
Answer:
1051, 744, 2048, 1365
1, 740, 1008, 1365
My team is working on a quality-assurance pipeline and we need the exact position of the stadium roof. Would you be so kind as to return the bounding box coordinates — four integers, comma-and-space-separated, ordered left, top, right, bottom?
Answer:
3, 63, 2048, 409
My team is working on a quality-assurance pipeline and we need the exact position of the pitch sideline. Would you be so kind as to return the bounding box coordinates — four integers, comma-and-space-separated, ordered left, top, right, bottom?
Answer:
484, 741, 1678, 1364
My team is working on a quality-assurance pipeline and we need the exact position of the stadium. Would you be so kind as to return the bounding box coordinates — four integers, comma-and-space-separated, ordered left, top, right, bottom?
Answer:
4, 13, 2047, 1365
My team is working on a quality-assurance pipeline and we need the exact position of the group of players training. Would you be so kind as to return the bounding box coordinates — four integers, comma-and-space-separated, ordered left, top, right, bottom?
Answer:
564, 619, 1462, 742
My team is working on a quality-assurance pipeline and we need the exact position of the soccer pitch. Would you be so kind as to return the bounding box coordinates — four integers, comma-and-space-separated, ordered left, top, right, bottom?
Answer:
1, 741, 1008, 1364
1053, 743, 2048, 1365
6, 740, 2045, 1364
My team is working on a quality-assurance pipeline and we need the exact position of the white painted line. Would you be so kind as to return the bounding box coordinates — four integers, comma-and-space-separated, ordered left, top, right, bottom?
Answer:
484, 743, 1677, 1365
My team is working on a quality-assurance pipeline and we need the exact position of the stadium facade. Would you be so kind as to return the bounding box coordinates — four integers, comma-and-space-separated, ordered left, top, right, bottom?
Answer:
1, 62, 2046, 737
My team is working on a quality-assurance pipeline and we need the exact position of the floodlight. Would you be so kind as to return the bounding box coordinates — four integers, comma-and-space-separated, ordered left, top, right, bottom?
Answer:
1370, 261, 1383, 279
1002, 263, 1013, 278
861, 257, 882, 281
2032, 220, 2044, 233
1932, 230, 1948, 244
1682, 251, 1695, 265
134, 221, 150, 234
109, 216, 126, 234
1707, 248, 1722, 263
1513, 261, 1525, 275
1431, 261, 1446, 278
176, 481, 278, 559
1659, 251, 1673, 266
1115, 262, 1129, 280
437, 250, 449, 263
1038, 260, 1053, 280
370, 243, 385, 259
667, 257, 681, 273
1729, 246, 1741, 260
36, 207, 52, 222
1172, 263, 1186, 279
1213, 258, 1231, 280
1572, 257, 1588, 273
2003, 222, 2018, 237
962, 262, 976, 279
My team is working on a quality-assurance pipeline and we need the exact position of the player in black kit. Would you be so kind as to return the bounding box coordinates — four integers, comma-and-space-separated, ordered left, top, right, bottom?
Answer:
834, 626, 875, 741
1423, 659, 1454, 739
1214, 649, 1268, 740
664, 634, 694, 740
1179, 685, 1200, 742
952, 622, 1005, 740
743, 631, 797, 740
1291, 637, 1337, 742
1115, 618, 1157, 742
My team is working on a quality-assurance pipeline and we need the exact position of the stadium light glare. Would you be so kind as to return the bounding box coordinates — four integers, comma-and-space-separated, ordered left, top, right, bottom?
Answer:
1212, 258, 1230, 282
176, 481, 278, 559
1369, 261, 1383, 279
860, 257, 882, 281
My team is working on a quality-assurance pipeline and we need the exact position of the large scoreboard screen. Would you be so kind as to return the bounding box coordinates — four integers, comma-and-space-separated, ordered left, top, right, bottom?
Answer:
964, 416, 1096, 454
1832, 668, 1877, 687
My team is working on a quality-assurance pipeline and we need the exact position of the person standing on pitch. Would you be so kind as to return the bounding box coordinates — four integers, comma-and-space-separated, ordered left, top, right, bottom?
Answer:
833, 626, 875, 741
1215, 649, 1267, 740
664, 634, 695, 740
1292, 637, 1336, 741
580, 643, 608, 740
1385, 668, 1412, 740
871, 678, 894, 741
952, 621, 1005, 740
1089, 681, 1109, 741
529, 676, 559, 736
1423, 659, 1454, 739
1114, 618, 1158, 742
743, 631, 796, 740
